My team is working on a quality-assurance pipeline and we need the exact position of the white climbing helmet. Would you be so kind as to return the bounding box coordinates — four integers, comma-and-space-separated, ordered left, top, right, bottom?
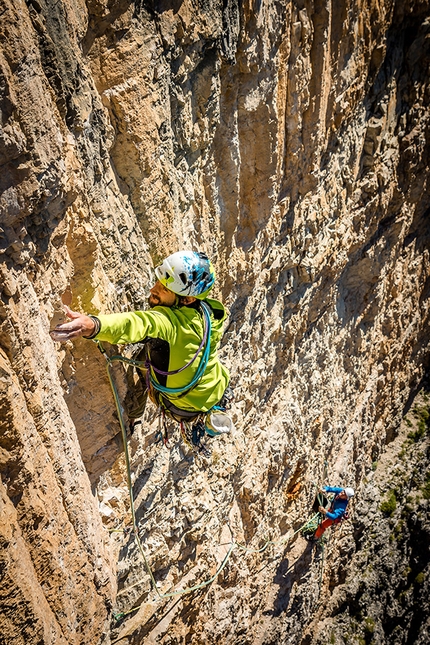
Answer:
344, 487, 355, 499
155, 251, 215, 299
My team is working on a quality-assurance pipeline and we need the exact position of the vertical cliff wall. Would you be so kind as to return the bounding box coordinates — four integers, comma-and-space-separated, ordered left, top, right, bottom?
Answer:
0, 0, 429, 643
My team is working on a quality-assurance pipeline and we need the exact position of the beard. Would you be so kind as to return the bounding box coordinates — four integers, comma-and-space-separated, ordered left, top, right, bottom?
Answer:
148, 294, 160, 308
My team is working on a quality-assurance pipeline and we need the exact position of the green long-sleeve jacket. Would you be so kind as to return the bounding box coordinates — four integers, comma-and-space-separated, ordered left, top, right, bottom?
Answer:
95, 298, 230, 412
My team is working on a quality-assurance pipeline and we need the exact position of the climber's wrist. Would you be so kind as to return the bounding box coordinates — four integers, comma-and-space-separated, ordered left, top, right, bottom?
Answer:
83, 315, 101, 339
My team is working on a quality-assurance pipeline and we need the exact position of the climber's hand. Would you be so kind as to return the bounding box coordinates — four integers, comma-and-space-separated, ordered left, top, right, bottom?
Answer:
318, 506, 326, 514
50, 305, 95, 342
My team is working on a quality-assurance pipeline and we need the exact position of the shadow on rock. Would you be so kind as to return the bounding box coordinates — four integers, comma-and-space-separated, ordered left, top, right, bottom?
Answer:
264, 542, 315, 617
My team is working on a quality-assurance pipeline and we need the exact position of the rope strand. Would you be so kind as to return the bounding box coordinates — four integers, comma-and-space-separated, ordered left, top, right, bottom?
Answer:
95, 341, 327, 622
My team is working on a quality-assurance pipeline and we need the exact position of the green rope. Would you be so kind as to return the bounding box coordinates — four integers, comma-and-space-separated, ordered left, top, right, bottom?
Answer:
96, 343, 241, 606
95, 341, 325, 622
311, 460, 329, 534
112, 512, 322, 622
232, 512, 321, 555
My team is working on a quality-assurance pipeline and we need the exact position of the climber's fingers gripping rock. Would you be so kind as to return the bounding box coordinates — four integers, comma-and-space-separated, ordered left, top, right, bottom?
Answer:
50, 305, 96, 342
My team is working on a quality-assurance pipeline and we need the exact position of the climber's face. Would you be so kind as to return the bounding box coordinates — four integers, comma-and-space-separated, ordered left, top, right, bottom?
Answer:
149, 281, 177, 307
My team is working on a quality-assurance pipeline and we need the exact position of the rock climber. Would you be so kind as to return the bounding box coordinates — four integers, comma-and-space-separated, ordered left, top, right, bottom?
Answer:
50, 251, 231, 436
312, 485, 355, 539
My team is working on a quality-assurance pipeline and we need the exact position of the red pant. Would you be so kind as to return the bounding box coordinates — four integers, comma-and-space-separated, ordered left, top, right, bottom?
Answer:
315, 517, 336, 539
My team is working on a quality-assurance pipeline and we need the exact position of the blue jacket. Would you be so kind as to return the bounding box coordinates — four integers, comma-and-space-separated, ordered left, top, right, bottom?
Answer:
323, 486, 349, 521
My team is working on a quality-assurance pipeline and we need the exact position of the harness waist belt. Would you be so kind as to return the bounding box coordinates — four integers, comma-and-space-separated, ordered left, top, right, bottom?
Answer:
157, 393, 201, 421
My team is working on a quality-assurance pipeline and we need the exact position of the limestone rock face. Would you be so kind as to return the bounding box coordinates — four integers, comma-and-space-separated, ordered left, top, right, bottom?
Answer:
0, 0, 429, 644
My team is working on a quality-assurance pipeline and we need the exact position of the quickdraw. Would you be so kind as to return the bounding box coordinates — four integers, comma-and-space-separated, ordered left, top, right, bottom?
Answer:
155, 408, 169, 447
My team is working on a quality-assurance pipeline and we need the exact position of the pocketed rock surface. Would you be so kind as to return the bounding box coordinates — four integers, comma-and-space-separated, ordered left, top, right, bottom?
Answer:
0, 1, 429, 644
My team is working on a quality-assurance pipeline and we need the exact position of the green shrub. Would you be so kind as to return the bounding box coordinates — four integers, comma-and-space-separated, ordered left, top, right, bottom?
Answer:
364, 617, 375, 635
419, 407, 429, 422
415, 572, 425, 585
412, 405, 429, 418
409, 406, 430, 441
397, 588, 412, 607
407, 422, 426, 442
394, 520, 404, 537
402, 498, 414, 514
422, 473, 430, 500
380, 489, 397, 516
